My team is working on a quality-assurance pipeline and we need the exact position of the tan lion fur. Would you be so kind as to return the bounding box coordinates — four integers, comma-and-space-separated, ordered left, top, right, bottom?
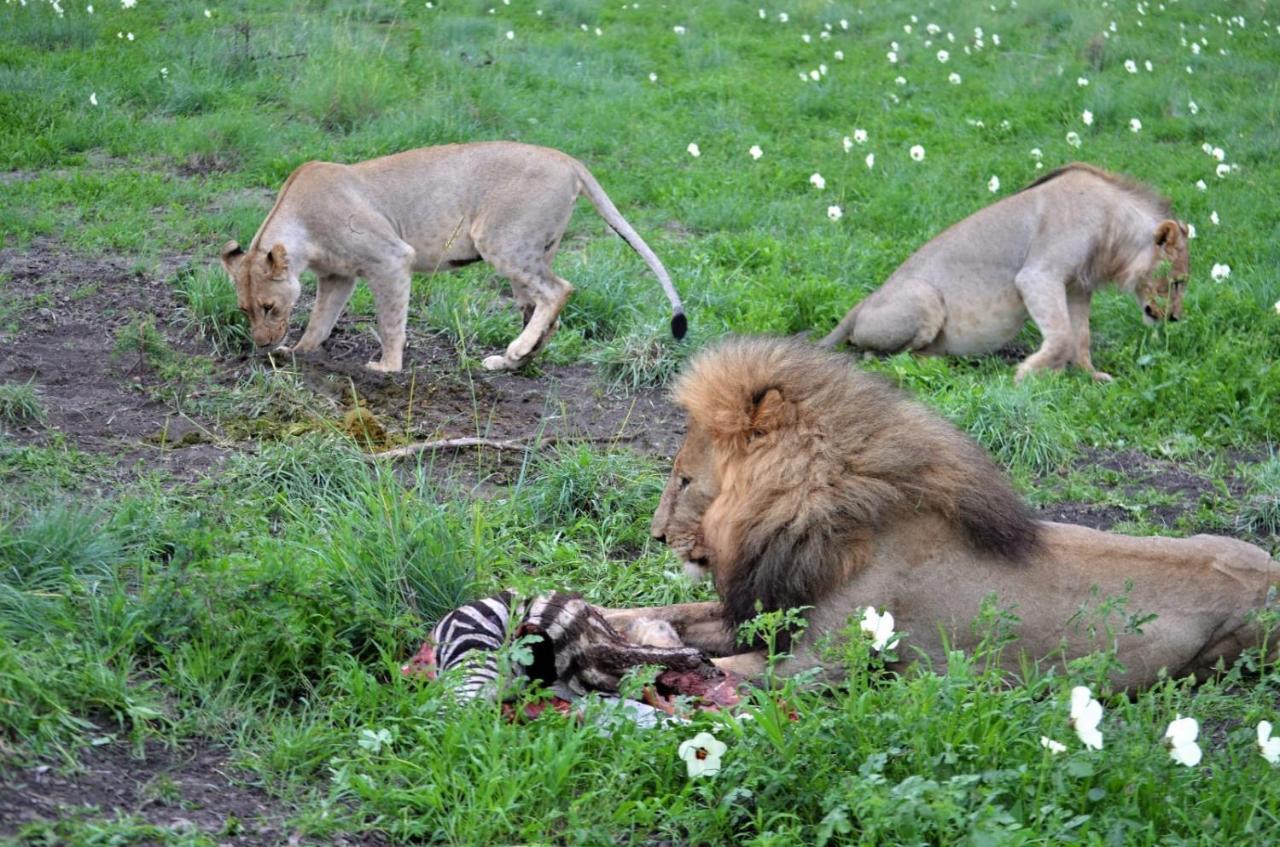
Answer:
606, 337, 1278, 691
819, 163, 1191, 382
221, 141, 685, 373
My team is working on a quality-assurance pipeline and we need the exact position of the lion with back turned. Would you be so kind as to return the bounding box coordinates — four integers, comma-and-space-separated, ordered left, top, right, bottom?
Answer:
602, 338, 1278, 691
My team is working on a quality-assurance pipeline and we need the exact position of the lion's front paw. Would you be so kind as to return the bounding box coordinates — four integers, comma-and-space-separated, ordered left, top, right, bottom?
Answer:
1091, 370, 1114, 383
365, 359, 401, 373
482, 354, 513, 371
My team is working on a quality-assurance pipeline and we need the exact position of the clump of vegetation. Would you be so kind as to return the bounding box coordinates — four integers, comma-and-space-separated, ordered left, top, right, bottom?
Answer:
0, 380, 46, 428
938, 379, 1079, 476
173, 264, 249, 355
588, 324, 690, 391
1236, 456, 1280, 538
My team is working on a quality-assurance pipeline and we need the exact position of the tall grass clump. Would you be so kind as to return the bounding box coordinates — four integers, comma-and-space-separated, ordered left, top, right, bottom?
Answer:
1236, 456, 1280, 538
303, 469, 478, 649
937, 379, 1079, 476
587, 323, 692, 391
173, 263, 250, 355
0, 380, 46, 428
522, 444, 664, 528
222, 433, 372, 505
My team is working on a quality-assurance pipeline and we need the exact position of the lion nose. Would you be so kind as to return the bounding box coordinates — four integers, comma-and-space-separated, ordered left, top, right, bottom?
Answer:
1168, 312, 1180, 322
1144, 305, 1158, 320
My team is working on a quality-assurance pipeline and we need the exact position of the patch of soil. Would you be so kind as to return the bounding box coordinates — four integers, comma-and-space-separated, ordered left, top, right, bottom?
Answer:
0, 740, 386, 846
0, 239, 233, 484
1038, 448, 1256, 539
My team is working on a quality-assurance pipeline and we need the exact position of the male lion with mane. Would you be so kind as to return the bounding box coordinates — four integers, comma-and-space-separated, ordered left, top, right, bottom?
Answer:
819, 163, 1190, 382
221, 141, 685, 373
601, 338, 1277, 691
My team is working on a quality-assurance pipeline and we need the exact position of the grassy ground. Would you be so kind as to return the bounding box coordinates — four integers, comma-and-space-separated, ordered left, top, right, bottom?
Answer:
2, 0, 1279, 844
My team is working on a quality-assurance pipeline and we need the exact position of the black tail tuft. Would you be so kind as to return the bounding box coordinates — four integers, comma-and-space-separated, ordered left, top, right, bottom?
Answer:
671, 312, 688, 340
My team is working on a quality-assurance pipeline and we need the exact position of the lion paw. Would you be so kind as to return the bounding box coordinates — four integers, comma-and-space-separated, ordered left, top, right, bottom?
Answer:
1091, 370, 1114, 383
483, 355, 513, 371
365, 359, 401, 373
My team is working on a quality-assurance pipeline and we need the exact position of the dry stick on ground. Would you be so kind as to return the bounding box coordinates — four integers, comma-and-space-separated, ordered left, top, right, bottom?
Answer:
369, 433, 636, 460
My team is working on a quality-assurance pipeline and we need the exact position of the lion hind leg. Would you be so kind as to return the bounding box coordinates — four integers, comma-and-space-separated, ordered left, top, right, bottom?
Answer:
483, 257, 573, 371
841, 284, 946, 353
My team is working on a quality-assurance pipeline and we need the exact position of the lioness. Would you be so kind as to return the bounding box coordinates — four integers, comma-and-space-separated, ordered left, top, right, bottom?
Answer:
602, 338, 1277, 691
819, 164, 1190, 382
220, 142, 686, 373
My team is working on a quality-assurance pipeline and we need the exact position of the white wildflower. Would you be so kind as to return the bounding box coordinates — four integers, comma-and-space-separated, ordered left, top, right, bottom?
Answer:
648, 72, 658, 83
672, 25, 685, 35
1187, 223, 1196, 239
778, 12, 788, 23
809, 172, 826, 190
949, 72, 962, 84
865, 152, 875, 169
887, 50, 898, 63
748, 145, 763, 160
859, 607, 900, 652
1069, 686, 1104, 750
1188, 99, 1199, 115
121, 0, 135, 7
1210, 210, 1220, 225
1077, 76, 1089, 86
678, 732, 727, 778
1144, 59, 1153, 71
89, 92, 98, 106
1215, 163, 1230, 178
1066, 131, 1082, 148
1210, 263, 1230, 281
988, 175, 1001, 193
1212, 146, 1225, 161
1030, 147, 1043, 161
809, 69, 821, 81
1129, 118, 1142, 132
853, 129, 867, 144
936, 49, 950, 62
827, 205, 843, 221
895, 75, 906, 85
505, 30, 514, 40
1040, 736, 1067, 754
1082, 109, 1093, 126
909, 144, 925, 161
1195, 179, 1207, 191
834, 50, 845, 61
1164, 715, 1202, 767
1124, 58, 1137, 73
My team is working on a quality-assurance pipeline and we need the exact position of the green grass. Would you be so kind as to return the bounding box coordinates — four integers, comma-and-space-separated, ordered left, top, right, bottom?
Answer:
0, 380, 46, 428
1, 0, 1279, 843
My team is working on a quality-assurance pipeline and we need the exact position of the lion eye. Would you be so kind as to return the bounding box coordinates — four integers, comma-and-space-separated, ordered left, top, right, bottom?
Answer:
678, 476, 691, 491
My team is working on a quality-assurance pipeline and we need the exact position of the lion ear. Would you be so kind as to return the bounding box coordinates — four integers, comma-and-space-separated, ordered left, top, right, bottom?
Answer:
220, 240, 245, 272
1155, 219, 1181, 248
749, 387, 794, 440
266, 243, 289, 278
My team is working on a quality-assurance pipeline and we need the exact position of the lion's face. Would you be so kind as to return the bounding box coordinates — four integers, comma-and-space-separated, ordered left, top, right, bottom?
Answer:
1137, 219, 1190, 325
220, 240, 300, 349
650, 422, 720, 583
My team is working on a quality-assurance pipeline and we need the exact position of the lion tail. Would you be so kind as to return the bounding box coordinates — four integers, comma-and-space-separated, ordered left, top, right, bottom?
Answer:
818, 300, 863, 349
573, 161, 687, 340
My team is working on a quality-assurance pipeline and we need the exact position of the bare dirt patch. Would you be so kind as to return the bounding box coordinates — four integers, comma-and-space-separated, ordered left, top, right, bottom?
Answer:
0, 740, 386, 846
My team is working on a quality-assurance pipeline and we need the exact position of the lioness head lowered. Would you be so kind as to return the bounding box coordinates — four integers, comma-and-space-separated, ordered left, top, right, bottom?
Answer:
220, 240, 299, 349
1135, 219, 1190, 325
